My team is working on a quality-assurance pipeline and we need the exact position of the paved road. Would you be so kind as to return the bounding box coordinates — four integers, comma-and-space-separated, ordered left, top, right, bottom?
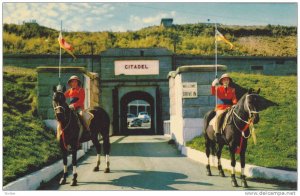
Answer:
41, 135, 294, 191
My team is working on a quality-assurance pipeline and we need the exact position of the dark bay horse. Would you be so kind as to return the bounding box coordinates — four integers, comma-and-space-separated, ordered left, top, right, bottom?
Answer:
204, 88, 261, 188
52, 85, 111, 186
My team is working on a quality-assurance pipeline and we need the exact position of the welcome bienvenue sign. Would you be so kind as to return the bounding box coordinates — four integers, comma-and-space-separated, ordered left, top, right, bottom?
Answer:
114, 60, 159, 75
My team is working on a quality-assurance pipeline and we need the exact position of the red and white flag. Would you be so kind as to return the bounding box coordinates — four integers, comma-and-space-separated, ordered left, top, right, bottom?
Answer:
58, 32, 76, 59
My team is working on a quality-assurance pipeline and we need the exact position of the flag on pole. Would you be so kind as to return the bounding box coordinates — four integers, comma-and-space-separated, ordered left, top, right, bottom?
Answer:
215, 30, 233, 49
58, 32, 76, 59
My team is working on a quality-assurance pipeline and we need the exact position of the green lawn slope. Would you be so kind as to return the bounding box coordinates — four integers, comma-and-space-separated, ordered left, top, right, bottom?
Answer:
3, 66, 61, 186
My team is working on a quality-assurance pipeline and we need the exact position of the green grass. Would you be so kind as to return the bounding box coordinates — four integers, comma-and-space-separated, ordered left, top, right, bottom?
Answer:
3, 23, 297, 56
3, 66, 61, 186
187, 73, 297, 170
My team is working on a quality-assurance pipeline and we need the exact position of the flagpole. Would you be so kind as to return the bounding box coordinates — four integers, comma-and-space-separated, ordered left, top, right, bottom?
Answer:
214, 22, 218, 108
215, 22, 218, 78
59, 20, 62, 84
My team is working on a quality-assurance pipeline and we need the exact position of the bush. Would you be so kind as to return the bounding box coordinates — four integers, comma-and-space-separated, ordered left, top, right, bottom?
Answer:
3, 23, 297, 56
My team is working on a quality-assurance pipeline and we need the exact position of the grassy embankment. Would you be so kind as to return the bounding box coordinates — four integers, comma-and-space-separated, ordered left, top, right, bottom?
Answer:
3, 66, 60, 186
187, 73, 297, 171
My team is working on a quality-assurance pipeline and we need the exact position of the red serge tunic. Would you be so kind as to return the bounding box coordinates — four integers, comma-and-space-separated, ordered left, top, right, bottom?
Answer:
211, 86, 238, 110
64, 87, 85, 111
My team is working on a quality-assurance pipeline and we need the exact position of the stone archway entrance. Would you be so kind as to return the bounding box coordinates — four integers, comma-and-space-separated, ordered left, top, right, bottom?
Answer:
120, 91, 155, 135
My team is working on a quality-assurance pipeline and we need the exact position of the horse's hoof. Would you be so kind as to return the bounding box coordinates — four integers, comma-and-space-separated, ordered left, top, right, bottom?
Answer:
206, 170, 212, 176
241, 175, 249, 188
59, 178, 66, 185
104, 168, 110, 173
70, 179, 77, 186
219, 170, 225, 177
93, 166, 99, 172
241, 180, 248, 188
231, 174, 239, 187
231, 180, 238, 187
206, 165, 212, 176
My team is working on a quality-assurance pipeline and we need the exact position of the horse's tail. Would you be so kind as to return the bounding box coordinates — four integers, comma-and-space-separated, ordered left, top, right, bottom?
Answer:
91, 106, 110, 132
204, 110, 216, 134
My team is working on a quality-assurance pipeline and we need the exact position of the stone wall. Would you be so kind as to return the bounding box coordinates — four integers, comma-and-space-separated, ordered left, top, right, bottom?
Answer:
4, 54, 297, 76
4, 55, 99, 71
99, 48, 173, 134
168, 65, 227, 146
175, 56, 297, 75
88, 73, 100, 107
37, 66, 89, 119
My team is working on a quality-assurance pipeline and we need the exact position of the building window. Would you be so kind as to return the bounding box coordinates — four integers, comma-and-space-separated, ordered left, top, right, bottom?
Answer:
276, 59, 285, 64
251, 65, 264, 70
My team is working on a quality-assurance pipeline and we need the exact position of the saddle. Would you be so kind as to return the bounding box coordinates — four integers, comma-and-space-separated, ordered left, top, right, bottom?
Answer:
209, 107, 234, 134
79, 110, 94, 131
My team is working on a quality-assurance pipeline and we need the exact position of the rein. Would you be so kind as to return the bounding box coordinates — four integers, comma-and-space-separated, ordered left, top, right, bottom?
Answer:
232, 94, 259, 138
54, 105, 72, 150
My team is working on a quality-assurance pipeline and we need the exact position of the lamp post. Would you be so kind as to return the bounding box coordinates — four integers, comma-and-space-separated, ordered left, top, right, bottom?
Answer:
86, 41, 96, 72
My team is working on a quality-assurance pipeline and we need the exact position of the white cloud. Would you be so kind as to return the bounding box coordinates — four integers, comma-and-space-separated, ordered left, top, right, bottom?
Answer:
57, 3, 69, 12
130, 11, 176, 25
109, 25, 127, 32
129, 15, 141, 24
105, 14, 114, 18
3, 3, 174, 32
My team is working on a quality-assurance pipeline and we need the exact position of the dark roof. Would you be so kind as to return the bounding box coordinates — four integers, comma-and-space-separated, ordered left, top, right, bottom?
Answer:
100, 48, 173, 57
161, 18, 173, 22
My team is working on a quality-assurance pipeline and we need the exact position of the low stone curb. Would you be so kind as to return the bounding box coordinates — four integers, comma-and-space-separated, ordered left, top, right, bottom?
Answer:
181, 146, 297, 183
3, 147, 88, 191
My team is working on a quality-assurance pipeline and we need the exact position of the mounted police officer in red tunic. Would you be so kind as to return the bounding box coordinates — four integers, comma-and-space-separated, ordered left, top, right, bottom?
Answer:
57, 75, 85, 140
211, 73, 238, 142
64, 75, 85, 112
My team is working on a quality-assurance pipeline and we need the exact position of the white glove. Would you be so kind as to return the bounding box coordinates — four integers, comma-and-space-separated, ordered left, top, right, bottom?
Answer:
69, 104, 75, 110
212, 78, 219, 86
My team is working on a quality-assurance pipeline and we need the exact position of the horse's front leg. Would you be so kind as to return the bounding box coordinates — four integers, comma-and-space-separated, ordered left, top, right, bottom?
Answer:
240, 139, 248, 188
217, 143, 225, 177
71, 149, 78, 186
205, 135, 212, 176
59, 140, 68, 185
230, 148, 238, 187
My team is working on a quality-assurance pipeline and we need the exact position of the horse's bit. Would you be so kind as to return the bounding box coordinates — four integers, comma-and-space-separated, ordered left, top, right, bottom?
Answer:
53, 104, 72, 131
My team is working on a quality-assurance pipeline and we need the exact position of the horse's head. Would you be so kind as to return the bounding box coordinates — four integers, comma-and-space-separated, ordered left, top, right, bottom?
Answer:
244, 88, 261, 124
52, 85, 67, 122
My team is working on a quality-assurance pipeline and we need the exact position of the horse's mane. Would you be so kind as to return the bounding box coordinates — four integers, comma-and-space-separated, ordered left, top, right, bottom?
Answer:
236, 92, 247, 108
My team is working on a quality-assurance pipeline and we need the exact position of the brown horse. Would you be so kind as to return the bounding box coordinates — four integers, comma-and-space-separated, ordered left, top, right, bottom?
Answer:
204, 88, 261, 188
52, 85, 111, 186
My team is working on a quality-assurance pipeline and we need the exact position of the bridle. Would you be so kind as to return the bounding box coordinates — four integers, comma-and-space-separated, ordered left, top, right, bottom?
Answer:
53, 93, 72, 132
232, 94, 260, 138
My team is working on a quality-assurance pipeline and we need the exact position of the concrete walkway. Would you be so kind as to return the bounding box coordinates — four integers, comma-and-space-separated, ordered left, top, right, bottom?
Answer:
40, 135, 294, 191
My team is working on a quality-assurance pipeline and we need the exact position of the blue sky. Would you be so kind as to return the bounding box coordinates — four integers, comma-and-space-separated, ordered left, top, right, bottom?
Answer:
2, 2, 298, 32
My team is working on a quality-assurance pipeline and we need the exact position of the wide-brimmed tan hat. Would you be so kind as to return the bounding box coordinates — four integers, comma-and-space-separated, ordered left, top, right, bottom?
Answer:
67, 75, 81, 86
219, 73, 232, 84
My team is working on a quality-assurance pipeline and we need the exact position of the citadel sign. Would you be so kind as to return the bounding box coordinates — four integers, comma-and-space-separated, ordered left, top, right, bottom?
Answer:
115, 60, 159, 75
